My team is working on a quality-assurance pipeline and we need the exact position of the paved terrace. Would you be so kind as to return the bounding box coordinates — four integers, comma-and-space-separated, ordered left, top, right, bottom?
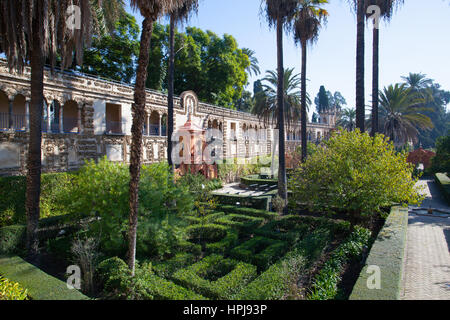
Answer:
401, 178, 450, 300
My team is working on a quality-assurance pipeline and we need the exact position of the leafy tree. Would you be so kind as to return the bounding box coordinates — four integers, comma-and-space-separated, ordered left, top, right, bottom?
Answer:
293, 0, 328, 162
379, 84, 433, 146
234, 90, 255, 113
81, 13, 140, 83
261, 0, 299, 211
315, 85, 330, 113
430, 134, 450, 173
289, 129, 423, 229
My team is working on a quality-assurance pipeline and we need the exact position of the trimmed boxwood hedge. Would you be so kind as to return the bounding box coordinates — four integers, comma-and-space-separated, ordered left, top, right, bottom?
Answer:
217, 205, 278, 220
215, 214, 264, 233
240, 175, 278, 188
350, 206, 408, 300
172, 254, 257, 299
97, 257, 205, 300
185, 224, 239, 255
435, 173, 450, 205
152, 253, 198, 278
230, 236, 289, 271
213, 194, 271, 211
0, 255, 89, 300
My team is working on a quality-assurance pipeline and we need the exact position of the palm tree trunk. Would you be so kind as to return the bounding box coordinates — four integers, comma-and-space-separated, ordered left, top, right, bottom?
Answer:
167, 15, 175, 174
355, 0, 365, 133
371, 27, 379, 136
26, 8, 45, 261
128, 18, 154, 276
300, 41, 307, 162
276, 17, 287, 209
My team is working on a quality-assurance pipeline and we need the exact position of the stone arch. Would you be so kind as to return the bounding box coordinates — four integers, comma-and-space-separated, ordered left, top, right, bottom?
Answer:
62, 100, 79, 133
149, 110, 160, 136
0, 90, 9, 130
12, 94, 26, 131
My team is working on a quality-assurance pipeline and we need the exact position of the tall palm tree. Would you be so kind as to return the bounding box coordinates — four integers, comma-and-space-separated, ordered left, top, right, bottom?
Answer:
336, 107, 357, 131
261, 0, 299, 210
167, 0, 198, 174
379, 84, 433, 146
128, 0, 183, 275
242, 48, 261, 77
292, 0, 328, 162
349, 0, 366, 132
0, 0, 113, 260
252, 68, 309, 129
366, 0, 404, 136
401, 73, 433, 91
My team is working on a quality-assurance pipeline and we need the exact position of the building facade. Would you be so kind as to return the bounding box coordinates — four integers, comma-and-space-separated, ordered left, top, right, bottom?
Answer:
0, 59, 336, 176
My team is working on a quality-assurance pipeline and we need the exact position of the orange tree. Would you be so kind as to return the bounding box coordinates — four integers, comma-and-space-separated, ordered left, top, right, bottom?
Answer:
289, 129, 423, 228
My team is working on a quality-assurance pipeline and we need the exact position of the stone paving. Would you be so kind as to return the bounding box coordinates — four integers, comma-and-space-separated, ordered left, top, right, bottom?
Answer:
401, 178, 450, 300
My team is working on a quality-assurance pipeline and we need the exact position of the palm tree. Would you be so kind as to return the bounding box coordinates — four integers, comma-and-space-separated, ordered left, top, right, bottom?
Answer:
292, 0, 328, 162
252, 68, 308, 129
402, 73, 433, 91
379, 84, 433, 146
0, 0, 117, 260
261, 0, 299, 210
167, 1, 199, 174
337, 108, 357, 131
242, 48, 261, 77
128, 0, 183, 275
350, 0, 366, 133
366, 0, 404, 137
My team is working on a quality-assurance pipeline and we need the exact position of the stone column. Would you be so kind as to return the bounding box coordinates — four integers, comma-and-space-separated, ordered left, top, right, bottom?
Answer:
159, 113, 162, 137
59, 105, 64, 133
25, 100, 30, 131
8, 100, 13, 129
146, 115, 150, 136
77, 105, 82, 134
47, 103, 51, 133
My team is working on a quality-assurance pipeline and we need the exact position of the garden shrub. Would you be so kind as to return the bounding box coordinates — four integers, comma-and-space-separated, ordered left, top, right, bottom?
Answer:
290, 129, 424, 228
0, 276, 28, 300
240, 175, 277, 187
172, 254, 257, 299
217, 156, 272, 183
0, 173, 76, 228
217, 205, 277, 220
186, 223, 239, 254
97, 257, 206, 300
430, 134, 450, 174
152, 253, 197, 278
0, 224, 26, 254
204, 229, 239, 255
230, 236, 289, 271
215, 214, 264, 233
214, 194, 271, 211
54, 158, 194, 258
307, 227, 371, 300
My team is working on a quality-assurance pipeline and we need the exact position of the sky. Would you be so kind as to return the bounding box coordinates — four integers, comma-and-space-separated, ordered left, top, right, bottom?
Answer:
127, 0, 450, 118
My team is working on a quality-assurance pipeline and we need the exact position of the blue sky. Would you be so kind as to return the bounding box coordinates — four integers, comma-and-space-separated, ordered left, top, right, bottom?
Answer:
128, 0, 450, 118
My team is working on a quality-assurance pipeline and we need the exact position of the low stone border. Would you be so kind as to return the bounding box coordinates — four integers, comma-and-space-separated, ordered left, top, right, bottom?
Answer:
0, 255, 89, 300
349, 206, 409, 300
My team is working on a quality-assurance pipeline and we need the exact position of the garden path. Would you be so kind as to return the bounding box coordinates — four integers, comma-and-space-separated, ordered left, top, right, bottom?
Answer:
400, 178, 450, 300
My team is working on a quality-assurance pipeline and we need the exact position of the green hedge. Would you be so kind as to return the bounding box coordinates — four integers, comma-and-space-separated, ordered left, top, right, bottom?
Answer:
97, 257, 205, 300
0, 173, 76, 228
0, 255, 89, 300
185, 224, 239, 255
172, 254, 257, 299
240, 175, 278, 188
230, 236, 289, 271
217, 205, 278, 220
350, 206, 409, 300
307, 227, 372, 300
215, 214, 264, 233
213, 194, 271, 211
152, 253, 198, 278
435, 173, 450, 205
